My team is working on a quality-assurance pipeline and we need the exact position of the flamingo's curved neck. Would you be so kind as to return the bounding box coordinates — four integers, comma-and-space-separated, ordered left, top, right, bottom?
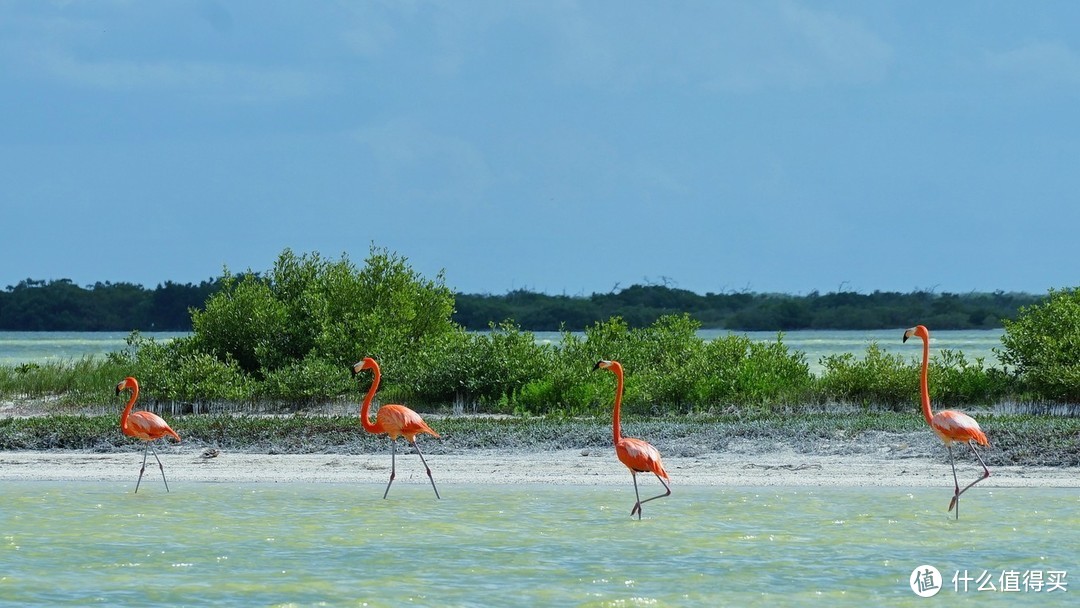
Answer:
359, 366, 381, 433
918, 335, 934, 426
611, 364, 624, 444
121, 383, 138, 432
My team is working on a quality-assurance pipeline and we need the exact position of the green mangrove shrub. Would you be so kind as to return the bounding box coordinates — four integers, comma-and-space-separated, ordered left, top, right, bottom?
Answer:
817, 343, 918, 409
998, 287, 1080, 402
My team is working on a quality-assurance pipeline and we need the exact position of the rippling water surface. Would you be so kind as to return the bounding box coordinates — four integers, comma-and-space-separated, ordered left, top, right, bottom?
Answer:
1, 482, 1075, 606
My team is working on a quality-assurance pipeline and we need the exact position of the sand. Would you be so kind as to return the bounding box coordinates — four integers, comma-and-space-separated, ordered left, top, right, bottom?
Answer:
0, 447, 1076, 488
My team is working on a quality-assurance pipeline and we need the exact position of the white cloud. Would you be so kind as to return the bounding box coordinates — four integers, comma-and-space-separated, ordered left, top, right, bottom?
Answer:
350, 119, 495, 207
984, 40, 1080, 89
543, 1, 892, 93
31, 50, 322, 102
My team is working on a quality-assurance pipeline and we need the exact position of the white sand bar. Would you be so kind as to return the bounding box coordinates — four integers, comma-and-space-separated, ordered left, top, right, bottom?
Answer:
0, 448, 1076, 488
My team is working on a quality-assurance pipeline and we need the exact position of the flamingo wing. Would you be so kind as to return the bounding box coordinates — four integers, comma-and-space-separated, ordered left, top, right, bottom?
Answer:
616, 437, 670, 480
376, 404, 440, 441
125, 410, 181, 442
932, 410, 988, 446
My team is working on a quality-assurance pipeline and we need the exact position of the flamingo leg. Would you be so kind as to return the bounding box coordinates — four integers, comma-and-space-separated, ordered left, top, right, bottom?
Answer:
135, 443, 150, 494
383, 439, 397, 499
150, 443, 170, 492
410, 440, 441, 499
628, 472, 671, 519
635, 474, 672, 519
950, 441, 990, 514
945, 444, 962, 519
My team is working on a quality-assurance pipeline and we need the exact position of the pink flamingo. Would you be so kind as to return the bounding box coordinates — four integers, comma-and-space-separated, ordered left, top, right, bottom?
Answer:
116, 377, 181, 492
351, 357, 441, 499
904, 325, 990, 518
594, 360, 671, 519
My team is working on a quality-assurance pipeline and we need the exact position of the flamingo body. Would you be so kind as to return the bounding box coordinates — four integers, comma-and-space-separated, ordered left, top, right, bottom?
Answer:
616, 437, 670, 480
123, 410, 181, 443
351, 357, 441, 499
115, 376, 180, 493
368, 403, 440, 443
930, 410, 988, 447
595, 359, 671, 519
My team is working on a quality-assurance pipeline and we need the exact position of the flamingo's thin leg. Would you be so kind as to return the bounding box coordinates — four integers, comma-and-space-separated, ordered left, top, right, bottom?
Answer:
150, 444, 170, 492
630, 473, 671, 519
630, 473, 643, 519
411, 440, 440, 499
638, 474, 671, 508
135, 444, 151, 494
946, 444, 961, 519
953, 441, 990, 503
383, 439, 397, 499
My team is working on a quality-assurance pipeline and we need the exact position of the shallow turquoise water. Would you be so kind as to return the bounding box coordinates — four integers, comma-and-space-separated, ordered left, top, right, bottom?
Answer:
0, 331, 186, 366
0, 482, 1075, 606
1, 329, 1001, 372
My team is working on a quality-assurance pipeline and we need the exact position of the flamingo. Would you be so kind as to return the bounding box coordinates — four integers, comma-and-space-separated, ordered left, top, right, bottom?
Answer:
115, 377, 181, 493
351, 357, 441, 499
594, 360, 671, 519
903, 325, 990, 519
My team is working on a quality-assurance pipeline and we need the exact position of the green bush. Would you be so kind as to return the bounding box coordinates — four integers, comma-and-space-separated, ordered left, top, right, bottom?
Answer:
998, 287, 1080, 402
711, 334, 813, 407
930, 349, 1010, 407
818, 343, 918, 409
395, 322, 555, 409
257, 357, 354, 404
510, 316, 813, 416
190, 246, 458, 375
190, 273, 290, 374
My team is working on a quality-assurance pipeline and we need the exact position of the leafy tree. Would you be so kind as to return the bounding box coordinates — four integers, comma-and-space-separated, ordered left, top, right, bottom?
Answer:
189, 245, 457, 377
998, 287, 1080, 401
189, 273, 289, 374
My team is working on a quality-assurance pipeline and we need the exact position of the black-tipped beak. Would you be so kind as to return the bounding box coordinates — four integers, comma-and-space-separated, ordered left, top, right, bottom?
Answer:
115, 386, 121, 395
592, 361, 602, 370
902, 334, 909, 343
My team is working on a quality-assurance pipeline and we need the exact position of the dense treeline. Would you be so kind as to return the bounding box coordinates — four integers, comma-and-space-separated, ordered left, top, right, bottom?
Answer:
0, 277, 1042, 332
454, 286, 1041, 330
0, 278, 222, 331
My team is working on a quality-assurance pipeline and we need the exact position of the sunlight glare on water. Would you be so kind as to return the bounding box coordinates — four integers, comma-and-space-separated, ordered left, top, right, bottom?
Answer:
0, 482, 1076, 606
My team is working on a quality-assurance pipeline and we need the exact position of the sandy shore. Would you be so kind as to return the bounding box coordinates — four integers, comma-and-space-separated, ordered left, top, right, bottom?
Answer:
1, 447, 1076, 488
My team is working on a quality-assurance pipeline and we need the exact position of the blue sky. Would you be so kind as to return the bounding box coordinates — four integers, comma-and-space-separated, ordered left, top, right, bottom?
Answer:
3, 1, 1078, 296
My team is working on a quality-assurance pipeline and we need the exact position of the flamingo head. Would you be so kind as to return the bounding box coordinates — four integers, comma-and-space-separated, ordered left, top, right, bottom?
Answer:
350, 357, 379, 377
902, 325, 930, 344
593, 360, 621, 372
115, 376, 138, 395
